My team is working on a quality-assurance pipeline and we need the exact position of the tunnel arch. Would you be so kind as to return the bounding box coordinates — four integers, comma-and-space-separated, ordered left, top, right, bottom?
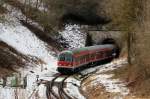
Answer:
102, 38, 120, 58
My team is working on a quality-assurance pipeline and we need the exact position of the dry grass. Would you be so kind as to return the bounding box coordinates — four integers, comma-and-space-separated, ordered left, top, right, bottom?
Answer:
0, 6, 7, 14
81, 75, 118, 99
0, 67, 15, 77
113, 64, 150, 98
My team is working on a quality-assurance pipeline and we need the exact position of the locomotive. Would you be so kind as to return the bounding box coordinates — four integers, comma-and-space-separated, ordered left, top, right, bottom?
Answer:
57, 44, 118, 74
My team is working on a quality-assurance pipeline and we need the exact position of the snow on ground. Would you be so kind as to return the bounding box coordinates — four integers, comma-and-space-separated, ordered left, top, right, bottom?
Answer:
0, 10, 87, 99
0, 15, 57, 72
59, 24, 86, 49
1, 3, 58, 74
65, 77, 86, 99
81, 58, 128, 75
83, 58, 129, 96
0, 87, 27, 99
0, 11, 129, 98
3, 3, 44, 32
97, 58, 128, 73
0, 2, 129, 98
0, 12, 56, 98
64, 59, 128, 99
92, 74, 129, 95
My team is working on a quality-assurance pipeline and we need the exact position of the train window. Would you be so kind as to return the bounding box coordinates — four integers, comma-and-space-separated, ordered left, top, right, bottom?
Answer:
109, 50, 113, 56
105, 50, 111, 57
79, 56, 84, 64
102, 51, 106, 57
65, 54, 73, 62
79, 56, 83, 64
75, 57, 78, 62
74, 57, 79, 63
58, 53, 73, 62
73, 58, 77, 65
58, 54, 65, 61
85, 55, 89, 61
96, 51, 101, 58
90, 53, 95, 59
76, 55, 87, 64
82, 55, 86, 63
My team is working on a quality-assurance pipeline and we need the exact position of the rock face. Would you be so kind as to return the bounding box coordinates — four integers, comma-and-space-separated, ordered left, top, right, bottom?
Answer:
44, 0, 110, 26
130, 0, 150, 76
89, 30, 123, 46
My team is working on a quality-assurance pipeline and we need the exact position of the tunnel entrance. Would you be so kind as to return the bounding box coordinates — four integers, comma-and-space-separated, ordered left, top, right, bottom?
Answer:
102, 38, 120, 58
102, 38, 116, 44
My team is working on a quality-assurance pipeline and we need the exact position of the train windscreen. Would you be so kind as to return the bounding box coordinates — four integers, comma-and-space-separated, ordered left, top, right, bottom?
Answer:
59, 53, 73, 62
59, 54, 65, 61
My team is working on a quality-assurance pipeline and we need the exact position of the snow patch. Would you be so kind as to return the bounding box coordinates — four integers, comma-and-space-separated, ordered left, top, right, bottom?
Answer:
59, 24, 86, 49
88, 58, 129, 96
92, 74, 129, 95
65, 77, 85, 99
96, 58, 128, 73
38, 84, 47, 98
3, 3, 44, 31
0, 88, 27, 99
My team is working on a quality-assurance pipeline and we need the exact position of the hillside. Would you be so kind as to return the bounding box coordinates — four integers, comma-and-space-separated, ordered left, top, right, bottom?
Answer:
0, 0, 150, 99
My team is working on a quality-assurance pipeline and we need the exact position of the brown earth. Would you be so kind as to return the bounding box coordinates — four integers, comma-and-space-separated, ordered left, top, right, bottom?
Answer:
113, 65, 150, 98
0, 6, 6, 14
81, 57, 150, 99
81, 75, 116, 99
81, 71, 130, 99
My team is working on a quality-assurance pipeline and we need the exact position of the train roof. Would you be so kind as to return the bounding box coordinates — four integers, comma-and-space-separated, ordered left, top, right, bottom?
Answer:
60, 44, 115, 55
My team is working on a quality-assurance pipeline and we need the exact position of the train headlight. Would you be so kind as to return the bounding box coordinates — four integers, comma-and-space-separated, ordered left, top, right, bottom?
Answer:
112, 53, 116, 57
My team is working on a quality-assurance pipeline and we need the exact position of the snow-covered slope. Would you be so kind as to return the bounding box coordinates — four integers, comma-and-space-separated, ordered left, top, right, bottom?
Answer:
0, 13, 57, 98
82, 58, 129, 98
0, 15, 57, 72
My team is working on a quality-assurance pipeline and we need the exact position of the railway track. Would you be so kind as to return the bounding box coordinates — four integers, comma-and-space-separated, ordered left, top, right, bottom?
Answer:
58, 76, 72, 99
45, 67, 100, 99
46, 74, 72, 99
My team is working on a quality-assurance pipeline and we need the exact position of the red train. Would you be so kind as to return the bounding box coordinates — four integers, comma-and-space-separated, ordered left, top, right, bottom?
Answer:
57, 44, 118, 74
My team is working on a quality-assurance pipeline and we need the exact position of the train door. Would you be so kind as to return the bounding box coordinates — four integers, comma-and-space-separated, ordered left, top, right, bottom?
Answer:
73, 56, 79, 67
96, 51, 102, 60
85, 54, 90, 63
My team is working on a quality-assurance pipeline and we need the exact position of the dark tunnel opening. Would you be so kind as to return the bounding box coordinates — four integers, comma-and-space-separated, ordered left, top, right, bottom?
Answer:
102, 38, 120, 58
102, 38, 116, 44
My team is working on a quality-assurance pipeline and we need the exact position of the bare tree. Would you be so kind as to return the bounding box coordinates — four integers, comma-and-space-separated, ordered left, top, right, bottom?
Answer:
35, 0, 39, 9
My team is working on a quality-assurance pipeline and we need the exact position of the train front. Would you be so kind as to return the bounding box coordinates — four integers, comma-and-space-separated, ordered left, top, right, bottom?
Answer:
57, 51, 74, 74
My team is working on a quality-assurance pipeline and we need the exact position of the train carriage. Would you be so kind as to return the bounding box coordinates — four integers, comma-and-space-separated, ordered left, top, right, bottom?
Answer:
57, 44, 118, 74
